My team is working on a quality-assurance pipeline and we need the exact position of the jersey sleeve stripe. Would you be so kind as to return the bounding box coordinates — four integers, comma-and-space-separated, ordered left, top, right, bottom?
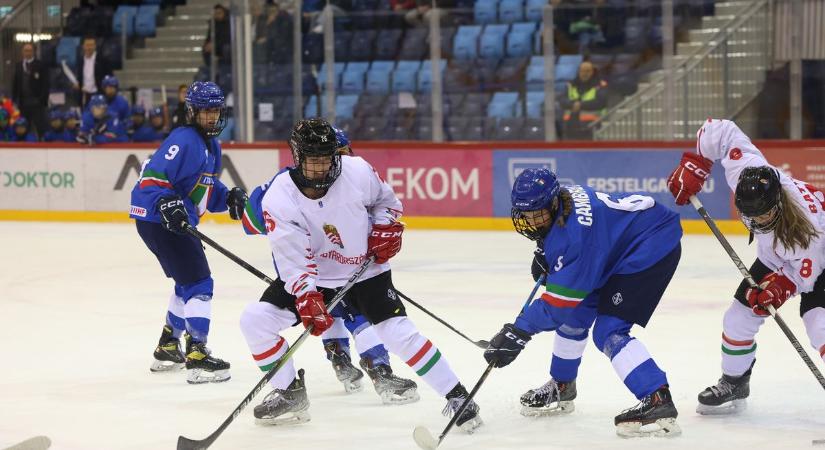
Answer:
546, 283, 588, 300
139, 178, 173, 189
242, 203, 266, 234
540, 292, 581, 308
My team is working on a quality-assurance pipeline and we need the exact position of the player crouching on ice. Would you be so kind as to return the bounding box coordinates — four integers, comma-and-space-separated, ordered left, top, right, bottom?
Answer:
238, 118, 482, 431
667, 119, 825, 415
484, 168, 683, 438
130, 81, 248, 384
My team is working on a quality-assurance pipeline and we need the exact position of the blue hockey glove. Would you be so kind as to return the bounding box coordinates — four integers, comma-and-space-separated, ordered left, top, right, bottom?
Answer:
226, 187, 247, 220
484, 323, 531, 368
157, 196, 188, 235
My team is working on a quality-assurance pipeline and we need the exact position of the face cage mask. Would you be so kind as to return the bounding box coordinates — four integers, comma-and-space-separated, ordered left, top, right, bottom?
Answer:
739, 202, 782, 234
291, 148, 342, 191
186, 104, 227, 137
511, 207, 552, 241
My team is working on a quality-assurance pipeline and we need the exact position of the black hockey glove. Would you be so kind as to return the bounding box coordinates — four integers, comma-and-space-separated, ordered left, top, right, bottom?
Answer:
226, 187, 248, 221
531, 247, 549, 282
94, 120, 107, 135
157, 196, 189, 235
484, 323, 531, 368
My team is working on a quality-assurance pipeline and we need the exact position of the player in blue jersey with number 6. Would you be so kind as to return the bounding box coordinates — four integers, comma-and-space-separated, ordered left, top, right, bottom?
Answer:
484, 168, 684, 438
129, 81, 248, 384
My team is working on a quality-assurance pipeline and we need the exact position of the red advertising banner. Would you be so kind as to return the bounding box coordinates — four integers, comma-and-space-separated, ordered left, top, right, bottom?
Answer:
761, 143, 825, 191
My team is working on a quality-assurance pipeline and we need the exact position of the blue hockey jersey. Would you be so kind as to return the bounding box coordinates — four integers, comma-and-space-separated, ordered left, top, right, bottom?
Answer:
515, 185, 682, 335
132, 125, 166, 142
239, 170, 287, 235
79, 113, 128, 144
129, 126, 229, 226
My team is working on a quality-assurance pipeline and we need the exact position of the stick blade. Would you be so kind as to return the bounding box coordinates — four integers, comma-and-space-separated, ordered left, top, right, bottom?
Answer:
413, 426, 439, 450
177, 435, 210, 450
2, 436, 51, 450
475, 340, 490, 348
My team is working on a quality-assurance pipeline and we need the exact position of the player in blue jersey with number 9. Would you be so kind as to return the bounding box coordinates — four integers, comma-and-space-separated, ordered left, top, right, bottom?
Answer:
129, 81, 248, 384
484, 168, 684, 438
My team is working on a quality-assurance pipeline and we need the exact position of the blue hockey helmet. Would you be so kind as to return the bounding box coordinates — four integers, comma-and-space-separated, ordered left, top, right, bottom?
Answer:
333, 126, 353, 155
88, 94, 108, 109
48, 108, 64, 122
14, 116, 29, 129
131, 104, 146, 117
102, 75, 119, 89
64, 109, 80, 121
511, 168, 561, 241
149, 106, 163, 118
185, 81, 227, 137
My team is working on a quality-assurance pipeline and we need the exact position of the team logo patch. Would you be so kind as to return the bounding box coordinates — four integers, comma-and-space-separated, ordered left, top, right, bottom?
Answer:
129, 205, 147, 217
323, 223, 344, 248
729, 148, 742, 160
387, 289, 397, 300
612, 292, 623, 306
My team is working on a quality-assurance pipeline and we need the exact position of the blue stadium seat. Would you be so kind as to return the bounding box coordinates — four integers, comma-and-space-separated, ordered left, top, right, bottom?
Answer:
417, 59, 447, 92
337, 94, 359, 118
525, 0, 545, 22
499, 0, 524, 23
474, 0, 498, 24
523, 117, 545, 139
318, 62, 346, 91
479, 24, 509, 59
340, 62, 369, 93
365, 69, 391, 94
556, 54, 583, 82
492, 117, 525, 140
525, 91, 544, 118
487, 92, 520, 118
507, 31, 533, 58
135, 5, 159, 37
391, 61, 421, 93
453, 25, 483, 60
370, 61, 394, 73
526, 56, 544, 91
56, 37, 80, 68
112, 5, 137, 37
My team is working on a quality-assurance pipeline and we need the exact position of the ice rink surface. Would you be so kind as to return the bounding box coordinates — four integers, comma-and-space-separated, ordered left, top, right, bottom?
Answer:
1, 221, 824, 450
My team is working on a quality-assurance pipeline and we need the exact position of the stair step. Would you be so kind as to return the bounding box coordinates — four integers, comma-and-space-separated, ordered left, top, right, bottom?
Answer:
115, 73, 197, 88
124, 58, 200, 70
146, 35, 206, 46
156, 25, 207, 37
134, 47, 202, 58
167, 14, 211, 23
701, 15, 737, 29
120, 67, 199, 75
714, 1, 754, 16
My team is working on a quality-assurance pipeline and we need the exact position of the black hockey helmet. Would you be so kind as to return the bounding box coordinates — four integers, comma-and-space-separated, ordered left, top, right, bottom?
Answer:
735, 166, 782, 233
289, 118, 341, 190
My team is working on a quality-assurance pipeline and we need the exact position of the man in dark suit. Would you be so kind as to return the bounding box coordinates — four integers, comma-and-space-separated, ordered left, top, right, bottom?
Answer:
73, 36, 111, 107
12, 42, 50, 138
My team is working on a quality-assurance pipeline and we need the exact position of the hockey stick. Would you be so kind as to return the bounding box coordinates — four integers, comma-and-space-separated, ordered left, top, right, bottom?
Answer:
689, 195, 825, 390
2, 436, 51, 450
184, 224, 275, 284
176, 257, 374, 450
412, 276, 546, 450
396, 290, 490, 349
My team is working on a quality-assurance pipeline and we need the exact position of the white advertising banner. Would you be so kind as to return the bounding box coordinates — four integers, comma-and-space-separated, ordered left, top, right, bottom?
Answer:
0, 146, 281, 212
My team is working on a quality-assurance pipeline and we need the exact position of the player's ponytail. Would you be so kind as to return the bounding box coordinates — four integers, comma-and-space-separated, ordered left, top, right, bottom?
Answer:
554, 188, 574, 228
773, 188, 820, 251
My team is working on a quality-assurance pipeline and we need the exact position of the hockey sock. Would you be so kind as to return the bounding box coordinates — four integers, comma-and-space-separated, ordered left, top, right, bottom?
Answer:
550, 324, 589, 382
240, 301, 298, 390
166, 293, 185, 339
183, 295, 211, 343
348, 318, 390, 366
802, 307, 825, 363
594, 315, 667, 400
721, 300, 765, 376
372, 316, 458, 396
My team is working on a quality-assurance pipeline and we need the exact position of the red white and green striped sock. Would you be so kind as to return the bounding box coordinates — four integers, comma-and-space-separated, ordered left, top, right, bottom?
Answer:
240, 302, 300, 390
250, 337, 295, 390
373, 316, 459, 396
721, 300, 765, 376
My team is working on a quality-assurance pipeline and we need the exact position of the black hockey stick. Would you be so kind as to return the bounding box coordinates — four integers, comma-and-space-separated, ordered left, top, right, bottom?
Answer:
689, 195, 825, 390
396, 290, 490, 349
184, 224, 275, 284
412, 276, 546, 450
176, 257, 374, 450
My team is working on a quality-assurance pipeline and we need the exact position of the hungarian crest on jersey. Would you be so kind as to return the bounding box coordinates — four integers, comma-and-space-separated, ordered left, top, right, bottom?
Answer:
323, 223, 344, 248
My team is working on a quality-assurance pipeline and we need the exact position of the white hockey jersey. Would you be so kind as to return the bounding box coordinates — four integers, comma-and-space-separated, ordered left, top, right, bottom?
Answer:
260, 155, 402, 296
695, 119, 825, 293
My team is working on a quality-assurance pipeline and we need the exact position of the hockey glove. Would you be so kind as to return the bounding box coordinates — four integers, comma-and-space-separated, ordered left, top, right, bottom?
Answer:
746, 272, 795, 316
226, 187, 248, 221
484, 323, 531, 368
157, 196, 189, 235
296, 290, 334, 336
667, 152, 713, 205
368, 222, 404, 264
94, 120, 108, 135
531, 247, 549, 282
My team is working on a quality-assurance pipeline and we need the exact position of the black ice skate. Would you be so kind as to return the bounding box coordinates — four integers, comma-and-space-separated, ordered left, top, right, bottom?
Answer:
254, 369, 311, 426
324, 341, 364, 393
359, 357, 419, 405
443, 383, 483, 434
520, 379, 577, 417
184, 335, 230, 384
614, 385, 681, 438
696, 364, 752, 416
150, 325, 185, 372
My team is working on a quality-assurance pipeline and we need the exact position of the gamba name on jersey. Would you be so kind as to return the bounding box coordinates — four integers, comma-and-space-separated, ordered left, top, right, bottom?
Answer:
568, 185, 593, 226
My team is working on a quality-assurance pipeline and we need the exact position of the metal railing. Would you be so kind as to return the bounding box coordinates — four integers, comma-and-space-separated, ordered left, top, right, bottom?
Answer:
590, 0, 772, 140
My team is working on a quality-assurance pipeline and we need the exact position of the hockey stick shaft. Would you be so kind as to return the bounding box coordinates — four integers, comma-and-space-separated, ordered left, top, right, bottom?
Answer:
396, 290, 490, 349
522, 274, 546, 314
185, 224, 275, 284
177, 257, 374, 450
689, 195, 825, 390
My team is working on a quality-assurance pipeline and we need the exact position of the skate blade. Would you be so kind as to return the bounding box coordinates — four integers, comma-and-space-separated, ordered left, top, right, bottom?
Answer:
412, 426, 439, 450
2, 436, 51, 450
255, 410, 311, 426
696, 398, 746, 416
343, 378, 364, 394
458, 415, 484, 434
616, 417, 681, 438
186, 368, 231, 384
380, 388, 420, 405
520, 400, 575, 417
150, 359, 184, 373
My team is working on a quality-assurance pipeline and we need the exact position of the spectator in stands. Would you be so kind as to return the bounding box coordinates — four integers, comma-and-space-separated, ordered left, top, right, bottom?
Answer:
133, 106, 167, 142
255, 2, 294, 64
43, 108, 66, 142
78, 94, 128, 145
203, 4, 231, 66
405, 0, 452, 27
9, 117, 38, 142
12, 43, 50, 138
170, 84, 188, 129
0, 91, 21, 125
63, 110, 80, 142
73, 36, 112, 107
559, 60, 607, 140
101, 75, 130, 122
0, 109, 12, 141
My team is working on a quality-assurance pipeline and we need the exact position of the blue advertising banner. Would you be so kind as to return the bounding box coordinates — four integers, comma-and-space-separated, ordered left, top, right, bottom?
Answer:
492, 149, 731, 219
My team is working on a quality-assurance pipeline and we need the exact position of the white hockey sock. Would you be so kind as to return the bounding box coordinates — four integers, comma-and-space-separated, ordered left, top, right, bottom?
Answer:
372, 316, 459, 396
721, 300, 766, 376
240, 302, 297, 390
183, 295, 212, 343
352, 325, 384, 356
166, 293, 186, 339
802, 307, 825, 362
320, 317, 349, 340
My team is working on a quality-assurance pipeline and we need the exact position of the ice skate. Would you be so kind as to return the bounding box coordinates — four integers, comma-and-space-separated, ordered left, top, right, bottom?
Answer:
520, 379, 576, 417
696, 366, 751, 416
443, 383, 483, 434
324, 341, 364, 393
185, 336, 230, 384
149, 325, 185, 372
614, 385, 681, 438
254, 369, 311, 426
360, 357, 419, 405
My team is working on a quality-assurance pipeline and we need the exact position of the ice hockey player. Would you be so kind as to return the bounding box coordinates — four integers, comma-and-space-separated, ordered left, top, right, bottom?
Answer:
129, 81, 248, 384
42, 108, 65, 142
484, 167, 683, 438
101, 75, 130, 122
77, 94, 127, 144
62, 110, 79, 143
238, 118, 481, 431
132, 106, 166, 142
333, 126, 353, 155
9, 116, 37, 142
667, 118, 825, 415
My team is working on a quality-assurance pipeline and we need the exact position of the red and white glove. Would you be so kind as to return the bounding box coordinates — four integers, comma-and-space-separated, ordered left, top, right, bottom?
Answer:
667, 152, 713, 205
368, 222, 404, 264
746, 272, 796, 316
295, 291, 333, 336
